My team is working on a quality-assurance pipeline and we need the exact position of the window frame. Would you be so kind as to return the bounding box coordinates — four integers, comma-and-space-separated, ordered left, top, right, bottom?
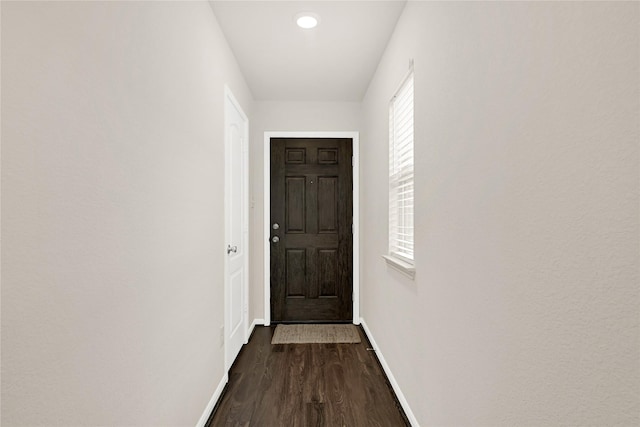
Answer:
385, 67, 415, 278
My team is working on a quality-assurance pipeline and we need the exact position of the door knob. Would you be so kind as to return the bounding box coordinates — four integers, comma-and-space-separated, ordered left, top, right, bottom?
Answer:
227, 245, 238, 254
272, 223, 280, 230
271, 236, 280, 243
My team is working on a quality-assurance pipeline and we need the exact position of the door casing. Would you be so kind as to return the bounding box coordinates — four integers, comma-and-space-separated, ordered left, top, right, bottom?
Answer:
263, 131, 360, 326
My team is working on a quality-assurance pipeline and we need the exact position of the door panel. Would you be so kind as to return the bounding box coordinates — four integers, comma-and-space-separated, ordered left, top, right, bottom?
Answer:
270, 138, 353, 322
230, 269, 243, 332
224, 89, 248, 370
318, 249, 338, 297
318, 177, 338, 233
286, 249, 306, 297
285, 177, 306, 233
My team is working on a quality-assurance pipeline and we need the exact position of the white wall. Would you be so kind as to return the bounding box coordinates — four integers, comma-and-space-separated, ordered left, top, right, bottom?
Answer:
1, 2, 252, 425
248, 101, 360, 322
360, 2, 639, 426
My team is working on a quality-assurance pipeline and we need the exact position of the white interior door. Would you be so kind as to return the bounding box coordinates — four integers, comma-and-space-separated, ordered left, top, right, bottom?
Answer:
224, 86, 249, 371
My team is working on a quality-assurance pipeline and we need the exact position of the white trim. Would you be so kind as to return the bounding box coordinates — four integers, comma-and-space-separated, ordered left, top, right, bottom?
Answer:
263, 133, 271, 326
360, 318, 420, 427
195, 372, 228, 427
382, 255, 416, 280
248, 318, 264, 338
224, 85, 250, 369
263, 131, 360, 325
390, 59, 415, 105
352, 134, 360, 324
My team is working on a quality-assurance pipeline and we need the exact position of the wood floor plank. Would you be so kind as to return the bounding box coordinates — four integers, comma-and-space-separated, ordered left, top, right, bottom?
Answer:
207, 326, 409, 427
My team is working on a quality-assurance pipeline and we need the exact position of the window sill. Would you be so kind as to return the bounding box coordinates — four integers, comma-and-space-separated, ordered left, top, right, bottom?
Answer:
382, 255, 415, 280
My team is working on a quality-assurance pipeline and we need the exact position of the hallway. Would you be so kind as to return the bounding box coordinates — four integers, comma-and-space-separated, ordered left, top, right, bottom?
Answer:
1, 1, 638, 426
206, 327, 409, 426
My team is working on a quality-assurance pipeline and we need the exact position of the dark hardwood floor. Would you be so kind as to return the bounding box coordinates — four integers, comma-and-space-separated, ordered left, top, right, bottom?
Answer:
206, 325, 410, 427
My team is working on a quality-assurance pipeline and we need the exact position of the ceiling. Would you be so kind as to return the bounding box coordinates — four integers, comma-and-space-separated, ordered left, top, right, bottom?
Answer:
209, 1, 407, 102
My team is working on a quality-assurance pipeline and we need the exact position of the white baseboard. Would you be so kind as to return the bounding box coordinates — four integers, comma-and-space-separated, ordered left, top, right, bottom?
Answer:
360, 318, 420, 427
249, 318, 264, 338
196, 319, 265, 426
195, 372, 228, 427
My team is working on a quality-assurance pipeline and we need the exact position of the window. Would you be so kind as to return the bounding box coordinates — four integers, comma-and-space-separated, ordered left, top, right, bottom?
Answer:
388, 70, 414, 269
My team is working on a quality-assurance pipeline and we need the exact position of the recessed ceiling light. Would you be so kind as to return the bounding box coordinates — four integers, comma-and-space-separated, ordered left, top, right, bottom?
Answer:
295, 13, 319, 29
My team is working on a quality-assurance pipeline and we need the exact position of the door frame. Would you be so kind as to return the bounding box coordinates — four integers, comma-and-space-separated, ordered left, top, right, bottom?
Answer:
224, 86, 249, 371
263, 131, 360, 326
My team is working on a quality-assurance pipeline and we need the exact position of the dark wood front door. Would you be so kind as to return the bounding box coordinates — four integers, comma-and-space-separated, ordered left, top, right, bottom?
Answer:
270, 138, 353, 322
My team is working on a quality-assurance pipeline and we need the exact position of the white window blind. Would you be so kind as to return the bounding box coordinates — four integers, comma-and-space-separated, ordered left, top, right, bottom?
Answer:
389, 71, 414, 263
